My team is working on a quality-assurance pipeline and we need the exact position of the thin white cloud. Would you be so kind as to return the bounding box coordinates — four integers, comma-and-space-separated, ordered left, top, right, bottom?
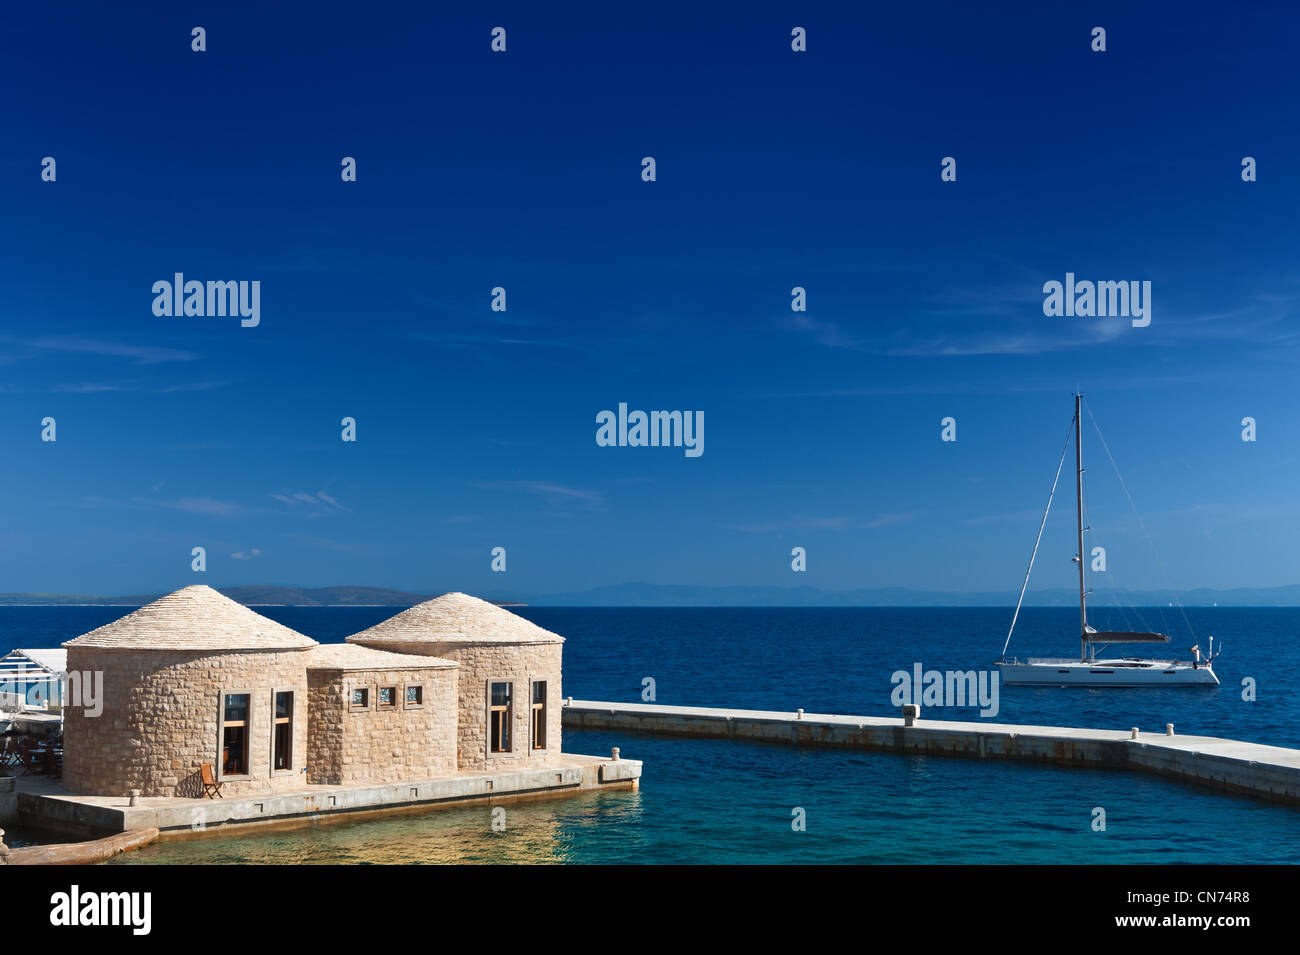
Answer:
480, 481, 605, 507
725, 513, 920, 534
271, 491, 348, 514
316, 490, 344, 510
18, 336, 200, 364
144, 496, 244, 516
49, 378, 230, 394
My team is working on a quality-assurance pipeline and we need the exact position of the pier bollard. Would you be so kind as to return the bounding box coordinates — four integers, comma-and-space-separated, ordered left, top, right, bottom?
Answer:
611, 747, 620, 761
902, 703, 921, 727
796, 708, 804, 720
1166, 724, 1175, 736
1130, 728, 1139, 740
128, 789, 141, 807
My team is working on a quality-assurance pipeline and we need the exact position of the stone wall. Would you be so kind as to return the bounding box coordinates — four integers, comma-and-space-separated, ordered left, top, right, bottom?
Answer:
306, 665, 457, 785
350, 640, 563, 770
63, 647, 312, 798
305, 674, 344, 786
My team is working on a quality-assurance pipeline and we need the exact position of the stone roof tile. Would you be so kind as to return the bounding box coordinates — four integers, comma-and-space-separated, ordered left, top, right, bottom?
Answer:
308, 643, 458, 671
347, 592, 563, 647
64, 585, 318, 651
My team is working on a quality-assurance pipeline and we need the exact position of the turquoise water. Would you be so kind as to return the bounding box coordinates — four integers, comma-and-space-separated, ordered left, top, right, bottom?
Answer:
6, 605, 1300, 864
108, 730, 1300, 864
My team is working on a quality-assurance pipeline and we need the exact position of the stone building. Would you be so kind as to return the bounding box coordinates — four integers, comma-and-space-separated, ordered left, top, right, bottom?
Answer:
348, 593, 565, 770
59, 585, 570, 798
306, 643, 458, 786
62, 586, 318, 798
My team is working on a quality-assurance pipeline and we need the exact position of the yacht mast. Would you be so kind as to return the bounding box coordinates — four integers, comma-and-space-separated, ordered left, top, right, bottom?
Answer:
1075, 392, 1088, 661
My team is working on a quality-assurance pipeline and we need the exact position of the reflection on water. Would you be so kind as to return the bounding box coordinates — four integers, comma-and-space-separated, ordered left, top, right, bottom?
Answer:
2, 825, 88, 849
110, 789, 645, 865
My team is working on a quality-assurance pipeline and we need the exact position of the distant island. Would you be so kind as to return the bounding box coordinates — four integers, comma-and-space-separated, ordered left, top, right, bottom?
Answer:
3, 582, 1300, 607
0, 585, 460, 608
524, 582, 1300, 607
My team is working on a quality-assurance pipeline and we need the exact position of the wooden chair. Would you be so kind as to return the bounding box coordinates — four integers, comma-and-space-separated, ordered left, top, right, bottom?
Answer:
200, 763, 223, 799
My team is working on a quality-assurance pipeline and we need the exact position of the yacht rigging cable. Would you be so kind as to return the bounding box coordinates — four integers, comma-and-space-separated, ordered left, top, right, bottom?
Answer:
1083, 398, 1197, 642
1001, 418, 1075, 659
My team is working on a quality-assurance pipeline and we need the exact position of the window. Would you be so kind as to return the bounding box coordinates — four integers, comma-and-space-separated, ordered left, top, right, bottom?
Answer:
531, 681, 547, 751
350, 687, 369, 709
273, 691, 293, 772
222, 693, 250, 776
405, 685, 423, 707
377, 686, 396, 708
489, 681, 512, 753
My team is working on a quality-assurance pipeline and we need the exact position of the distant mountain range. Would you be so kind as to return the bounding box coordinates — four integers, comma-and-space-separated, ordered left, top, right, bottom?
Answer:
524, 582, 1300, 607
3, 582, 1300, 607
0, 585, 437, 607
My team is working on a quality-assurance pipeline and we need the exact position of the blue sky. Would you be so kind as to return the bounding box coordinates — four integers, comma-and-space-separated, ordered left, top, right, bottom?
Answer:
1, 1, 1297, 599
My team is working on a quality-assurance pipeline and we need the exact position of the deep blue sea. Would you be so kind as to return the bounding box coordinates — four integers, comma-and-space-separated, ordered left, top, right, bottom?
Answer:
6, 605, 1299, 864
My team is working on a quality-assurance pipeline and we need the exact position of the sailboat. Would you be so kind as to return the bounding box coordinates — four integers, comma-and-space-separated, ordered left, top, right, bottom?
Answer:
996, 394, 1220, 687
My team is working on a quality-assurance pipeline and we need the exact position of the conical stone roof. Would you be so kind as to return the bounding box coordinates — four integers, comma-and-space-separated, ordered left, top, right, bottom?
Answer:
64, 585, 318, 651
347, 592, 563, 647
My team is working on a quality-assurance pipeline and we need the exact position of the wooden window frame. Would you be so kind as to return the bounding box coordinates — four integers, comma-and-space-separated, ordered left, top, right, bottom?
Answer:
219, 689, 253, 781
403, 683, 424, 709
376, 685, 397, 709
530, 679, 548, 753
271, 688, 295, 776
487, 679, 513, 756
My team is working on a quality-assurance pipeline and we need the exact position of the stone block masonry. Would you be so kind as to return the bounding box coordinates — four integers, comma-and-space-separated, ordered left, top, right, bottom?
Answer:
307, 663, 458, 785
63, 647, 312, 798
351, 640, 564, 771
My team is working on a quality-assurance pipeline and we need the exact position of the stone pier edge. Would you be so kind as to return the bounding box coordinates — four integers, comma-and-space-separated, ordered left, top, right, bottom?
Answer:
11, 753, 641, 842
562, 699, 1300, 807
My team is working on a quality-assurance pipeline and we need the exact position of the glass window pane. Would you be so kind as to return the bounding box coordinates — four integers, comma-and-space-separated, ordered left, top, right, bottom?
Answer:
275, 691, 292, 719
222, 725, 247, 774
533, 682, 546, 705
491, 682, 511, 707
274, 722, 291, 770
224, 693, 249, 722
406, 686, 421, 704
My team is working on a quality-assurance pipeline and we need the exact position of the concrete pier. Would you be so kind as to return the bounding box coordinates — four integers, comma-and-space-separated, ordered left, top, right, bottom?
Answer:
4, 828, 159, 865
563, 699, 1300, 807
9, 752, 640, 841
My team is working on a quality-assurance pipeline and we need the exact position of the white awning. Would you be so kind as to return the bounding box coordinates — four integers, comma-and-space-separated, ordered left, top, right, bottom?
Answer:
0, 649, 67, 713
15, 648, 67, 675
0, 648, 67, 678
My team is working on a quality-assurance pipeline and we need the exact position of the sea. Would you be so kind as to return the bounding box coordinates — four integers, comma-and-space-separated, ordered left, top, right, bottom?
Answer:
4, 605, 1298, 864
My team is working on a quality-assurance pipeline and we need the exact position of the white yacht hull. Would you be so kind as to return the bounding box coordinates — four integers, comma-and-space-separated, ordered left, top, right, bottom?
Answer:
997, 659, 1219, 687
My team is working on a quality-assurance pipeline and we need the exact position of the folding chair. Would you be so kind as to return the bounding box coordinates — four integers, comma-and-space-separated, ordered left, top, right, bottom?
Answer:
200, 762, 224, 798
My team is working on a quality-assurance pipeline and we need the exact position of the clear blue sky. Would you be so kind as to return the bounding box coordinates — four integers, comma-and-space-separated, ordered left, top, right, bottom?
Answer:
1, 1, 1296, 598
